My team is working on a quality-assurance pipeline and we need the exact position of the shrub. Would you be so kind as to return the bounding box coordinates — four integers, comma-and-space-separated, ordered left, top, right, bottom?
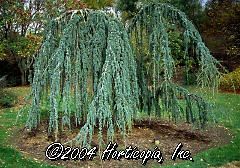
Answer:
0, 89, 17, 108
220, 67, 240, 91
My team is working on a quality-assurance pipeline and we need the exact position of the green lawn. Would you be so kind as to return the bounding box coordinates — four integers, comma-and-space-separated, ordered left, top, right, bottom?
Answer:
0, 109, 59, 168
0, 87, 239, 168
159, 89, 240, 168
0, 87, 59, 168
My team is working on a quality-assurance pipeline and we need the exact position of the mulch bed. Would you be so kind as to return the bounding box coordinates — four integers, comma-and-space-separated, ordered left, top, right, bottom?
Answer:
12, 119, 233, 168
219, 89, 240, 94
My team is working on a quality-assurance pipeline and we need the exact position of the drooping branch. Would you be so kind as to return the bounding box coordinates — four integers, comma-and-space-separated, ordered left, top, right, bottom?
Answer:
26, 10, 139, 146
128, 3, 221, 127
25, 3, 222, 147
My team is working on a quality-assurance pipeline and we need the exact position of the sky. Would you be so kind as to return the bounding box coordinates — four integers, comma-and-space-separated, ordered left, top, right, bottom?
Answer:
202, 0, 208, 6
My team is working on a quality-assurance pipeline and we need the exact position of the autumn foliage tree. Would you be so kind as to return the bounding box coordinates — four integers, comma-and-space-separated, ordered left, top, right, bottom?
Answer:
0, 0, 45, 85
202, 0, 240, 70
0, 0, 114, 85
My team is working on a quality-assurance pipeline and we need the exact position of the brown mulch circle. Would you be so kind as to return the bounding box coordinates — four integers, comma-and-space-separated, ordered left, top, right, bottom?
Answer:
12, 119, 233, 168
219, 89, 240, 94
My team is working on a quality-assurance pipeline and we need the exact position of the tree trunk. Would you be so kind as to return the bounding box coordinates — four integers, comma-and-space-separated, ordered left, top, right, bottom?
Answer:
18, 58, 28, 86
20, 70, 27, 86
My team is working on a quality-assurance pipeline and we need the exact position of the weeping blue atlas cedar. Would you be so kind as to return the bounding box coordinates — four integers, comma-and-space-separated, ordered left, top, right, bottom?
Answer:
24, 3, 222, 148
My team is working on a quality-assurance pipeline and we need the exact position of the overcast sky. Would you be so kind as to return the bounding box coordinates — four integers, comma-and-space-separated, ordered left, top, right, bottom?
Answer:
202, 0, 208, 5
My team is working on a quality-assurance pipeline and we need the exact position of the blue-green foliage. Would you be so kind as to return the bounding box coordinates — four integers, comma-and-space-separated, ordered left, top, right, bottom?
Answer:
25, 3, 222, 147
128, 3, 222, 128
26, 10, 139, 147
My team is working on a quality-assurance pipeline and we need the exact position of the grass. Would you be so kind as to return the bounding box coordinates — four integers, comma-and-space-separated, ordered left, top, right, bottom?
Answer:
0, 87, 60, 168
0, 87, 239, 168
0, 110, 59, 168
157, 89, 240, 168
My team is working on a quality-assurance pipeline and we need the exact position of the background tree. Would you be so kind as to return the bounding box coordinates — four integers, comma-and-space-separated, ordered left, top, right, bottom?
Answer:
0, 0, 114, 86
202, 0, 240, 71
0, 0, 45, 85
117, 0, 139, 20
